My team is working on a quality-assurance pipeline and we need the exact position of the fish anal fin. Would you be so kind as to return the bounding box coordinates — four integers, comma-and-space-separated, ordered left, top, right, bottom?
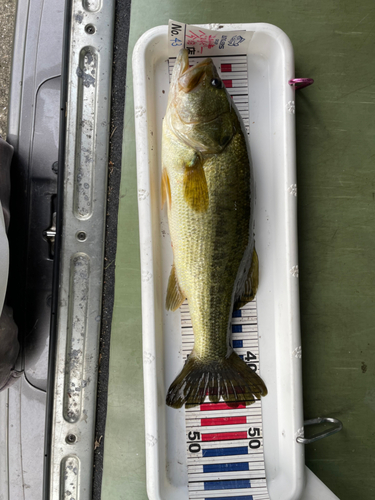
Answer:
183, 154, 209, 213
162, 168, 171, 209
234, 248, 259, 310
166, 263, 185, 311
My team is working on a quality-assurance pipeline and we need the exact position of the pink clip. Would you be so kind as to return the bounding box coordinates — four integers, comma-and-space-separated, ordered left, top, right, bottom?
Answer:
288, 78, 314, 90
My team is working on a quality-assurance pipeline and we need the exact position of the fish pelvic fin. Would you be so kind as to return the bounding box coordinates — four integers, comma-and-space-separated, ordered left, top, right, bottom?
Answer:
234, 247, 259, 310
166, 350, 267, 409
183, 154, 209, 212
166, 263, 186, 311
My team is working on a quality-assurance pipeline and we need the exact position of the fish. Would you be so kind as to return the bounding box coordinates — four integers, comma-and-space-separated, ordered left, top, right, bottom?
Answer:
162, 49, 267, 409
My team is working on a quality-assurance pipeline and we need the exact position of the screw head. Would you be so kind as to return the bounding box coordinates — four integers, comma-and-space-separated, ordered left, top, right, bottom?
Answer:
85, 24, 95, 35
52, 161, 58, 174
66, 434, 77, 444
77, 231, 87, 241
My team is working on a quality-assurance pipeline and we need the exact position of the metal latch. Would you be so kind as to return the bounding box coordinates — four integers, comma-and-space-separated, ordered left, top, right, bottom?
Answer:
297, 417, 343, 444
44, 211, 56, 257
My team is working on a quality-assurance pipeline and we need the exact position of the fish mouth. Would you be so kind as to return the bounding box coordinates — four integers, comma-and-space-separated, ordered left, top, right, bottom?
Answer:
178, 58, 213, 93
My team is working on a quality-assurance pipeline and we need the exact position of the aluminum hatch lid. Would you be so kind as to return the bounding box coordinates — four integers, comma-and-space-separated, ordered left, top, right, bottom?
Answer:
45, 0, 115, 498
0, 0, 116, 497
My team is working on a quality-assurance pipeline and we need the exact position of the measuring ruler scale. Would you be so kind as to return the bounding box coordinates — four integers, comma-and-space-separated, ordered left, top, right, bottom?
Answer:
180, 300, 270, 500
168, 53, 270, 499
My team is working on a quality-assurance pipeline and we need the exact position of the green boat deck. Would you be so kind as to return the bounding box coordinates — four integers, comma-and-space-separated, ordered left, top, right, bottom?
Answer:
101, 1, 375, 498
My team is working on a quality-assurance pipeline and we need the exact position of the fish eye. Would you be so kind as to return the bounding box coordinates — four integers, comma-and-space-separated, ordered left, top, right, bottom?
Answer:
211, 78, 222, 88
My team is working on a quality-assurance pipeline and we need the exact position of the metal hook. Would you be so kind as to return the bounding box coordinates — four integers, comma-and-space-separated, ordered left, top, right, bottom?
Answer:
288, 78, 314, 90
296, 417, 343, 444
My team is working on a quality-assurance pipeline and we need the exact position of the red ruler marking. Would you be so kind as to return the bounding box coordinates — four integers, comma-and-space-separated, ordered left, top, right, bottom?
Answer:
202, 431, 248, 441
221, 63, 232, 72
200, 402, 247, 411
201, 416, 247, 426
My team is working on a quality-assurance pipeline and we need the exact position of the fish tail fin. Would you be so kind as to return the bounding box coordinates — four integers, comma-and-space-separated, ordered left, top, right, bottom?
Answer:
166, 351, 267, 409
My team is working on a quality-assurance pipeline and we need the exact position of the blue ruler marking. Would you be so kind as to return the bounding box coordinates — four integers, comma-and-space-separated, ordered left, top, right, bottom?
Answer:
204, 479, 251, 490
203, 463, 250, 473
232, 340, 243, 348
205, 496, 253, 500
202, 446, 249, 458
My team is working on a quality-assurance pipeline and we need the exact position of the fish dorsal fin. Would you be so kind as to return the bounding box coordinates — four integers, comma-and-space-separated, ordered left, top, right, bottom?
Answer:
234, 248, 259, 310
161, 167, 171, 209
183, 154, 209, 212
166, 263, 186, 311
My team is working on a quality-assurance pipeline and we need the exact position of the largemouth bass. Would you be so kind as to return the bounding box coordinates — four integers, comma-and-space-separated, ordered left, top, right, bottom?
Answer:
162, 49, 267, 409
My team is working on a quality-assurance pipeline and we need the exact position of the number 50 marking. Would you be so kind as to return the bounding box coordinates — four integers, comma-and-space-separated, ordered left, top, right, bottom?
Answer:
188, 430, 201, 453
248, 427, 261, 449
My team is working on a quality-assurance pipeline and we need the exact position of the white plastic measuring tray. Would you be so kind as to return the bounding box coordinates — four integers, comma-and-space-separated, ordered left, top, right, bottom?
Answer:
132, 23, 336, 500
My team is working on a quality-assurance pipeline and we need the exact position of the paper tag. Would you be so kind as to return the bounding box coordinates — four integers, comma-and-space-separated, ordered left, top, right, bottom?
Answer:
168, 20, 253, 58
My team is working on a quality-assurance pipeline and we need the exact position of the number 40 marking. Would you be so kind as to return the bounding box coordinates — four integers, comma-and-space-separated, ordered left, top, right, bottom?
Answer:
245, 351, 256, 361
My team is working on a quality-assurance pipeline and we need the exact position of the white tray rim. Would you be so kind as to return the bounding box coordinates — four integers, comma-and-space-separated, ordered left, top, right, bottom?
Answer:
132, 23, 305, 500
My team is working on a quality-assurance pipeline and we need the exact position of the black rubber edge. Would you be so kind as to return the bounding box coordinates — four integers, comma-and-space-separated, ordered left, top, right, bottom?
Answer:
92, 0, 132, 496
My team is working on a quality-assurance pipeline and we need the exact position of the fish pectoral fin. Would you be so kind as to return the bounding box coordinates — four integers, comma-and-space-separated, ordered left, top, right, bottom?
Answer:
234, 248, 259, 310
183, 154, 209, 212
166, 263, 186, 311
161, 167, 171, 209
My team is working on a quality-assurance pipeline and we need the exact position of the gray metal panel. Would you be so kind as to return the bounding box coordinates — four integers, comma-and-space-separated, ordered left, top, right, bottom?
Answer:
7, 0, 65, 147
7, 385, 23, 500
1, 377, 46, 500
4, 1, 65, 499
33, 0, 65, 86
24, 76, 61, 391
0, 137, 14, 230
0, 390, 9, 500
19, 381, 47, 497
48, 0, 115, 497
7, 0, 65, 394
6, 0, 30, 148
